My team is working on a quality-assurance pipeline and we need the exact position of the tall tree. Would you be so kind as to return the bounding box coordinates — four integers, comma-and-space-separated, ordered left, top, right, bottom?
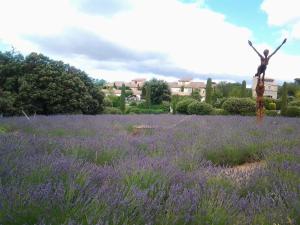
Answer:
241, 80, 247, 98
120, 83, 126, 113
145, 84, 151, 108
281, 82, 288, 115
142, 78, 171, 104
205, 78, 212, 104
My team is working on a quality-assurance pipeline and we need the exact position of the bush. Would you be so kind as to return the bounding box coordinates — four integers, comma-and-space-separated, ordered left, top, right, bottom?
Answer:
268, 102, 276, 110
176, 98, 196, 114
289, 100, 300, 107
263, 97, 275, 110
265, 110, 278, 117
222, 98, 255, 115
211, 108, 229, 115
187, 101, 213, 115
103, 107, 122, 114
285, 106, 300, 117
103, 97, 113, 107
126, 107, 165, 114
274, 99, 281, 110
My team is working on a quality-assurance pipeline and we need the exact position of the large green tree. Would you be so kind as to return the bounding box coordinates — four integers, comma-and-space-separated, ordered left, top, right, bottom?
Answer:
142, 78, 171, 104
0, 51, 104, 116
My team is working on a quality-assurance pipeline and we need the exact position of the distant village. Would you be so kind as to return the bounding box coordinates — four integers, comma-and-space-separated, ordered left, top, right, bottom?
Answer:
102, 77, 300, 101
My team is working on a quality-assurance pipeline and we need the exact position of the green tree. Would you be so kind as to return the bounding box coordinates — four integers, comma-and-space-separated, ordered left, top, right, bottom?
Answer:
120, 83, 126, 113
205, 78, 212, 104
0, 51, 104, 116
281, 82, 288, 116
145, 84, 151, 108
142, 78, 171, 104
191, 89, 202, 101
241, 80, 247, 98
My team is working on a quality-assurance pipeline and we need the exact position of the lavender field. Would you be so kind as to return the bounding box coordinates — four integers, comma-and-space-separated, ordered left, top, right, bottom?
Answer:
1, 115, 300, 225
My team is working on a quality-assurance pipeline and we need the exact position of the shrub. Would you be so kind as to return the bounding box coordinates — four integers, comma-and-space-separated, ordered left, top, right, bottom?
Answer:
263, 97, 275, 110
176, 98, 196, 114
289, 100, 300, 107
265, 110, 278, 116
126, 107, 165, 114
285, 106, 300, 117
103, 97, 113, 107
274, 99, 281, 110
103, 107, 122, 114
187, 101, 213, 115
222, 97, 255, 115
211, 108, 229, 115
268, 102, 276, 110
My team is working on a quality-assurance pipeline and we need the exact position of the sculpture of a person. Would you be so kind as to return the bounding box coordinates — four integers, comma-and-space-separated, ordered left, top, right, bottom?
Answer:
248, 38, 287, 80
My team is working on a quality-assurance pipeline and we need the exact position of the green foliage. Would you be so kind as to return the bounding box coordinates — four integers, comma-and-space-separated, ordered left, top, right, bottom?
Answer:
175, 98, 195, 114
65, 147, 120, 166
120, 84, 126, 113
281, 82, 288, 115
107, 95, 121, 107
268, 102, 276, 110
103, 107, 122, 114
205, 78, 213, 104
191, 89, 202, 101
103, 97, 113, 107
286, 106, 300, 117
187, 101, 213, 115
265, 110, 278, 116
289, 100, 300, 107
222, 97, 256, 115
263, 97, 275, 110
145, 84, 151, 108
241, 80, 247, 97
126, 107, 165, 114
124, 170, 164, 190
203, 144, 263, 166
211, 108, 229, 115
0, 51, 104, 116
142, 78, 171, 104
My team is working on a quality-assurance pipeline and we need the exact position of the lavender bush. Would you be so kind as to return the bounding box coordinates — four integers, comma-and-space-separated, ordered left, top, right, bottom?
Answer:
0, 115, 300, 224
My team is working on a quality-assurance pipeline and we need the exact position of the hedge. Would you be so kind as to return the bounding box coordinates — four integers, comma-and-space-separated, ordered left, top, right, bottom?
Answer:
176, 99, 196, 114
222, 98, 256, 115
289, 100, 300, 107
187, 101, 213, 115
265, 110, 278, 117
285, 106, 300, 117
103, 107, 122, 114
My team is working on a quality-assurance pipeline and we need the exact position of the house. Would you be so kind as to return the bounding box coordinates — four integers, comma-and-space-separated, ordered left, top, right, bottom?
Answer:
104, 79, 145, 100
252, 77, 278, 99
295, 78, 300, 85
168, 79, 206, 99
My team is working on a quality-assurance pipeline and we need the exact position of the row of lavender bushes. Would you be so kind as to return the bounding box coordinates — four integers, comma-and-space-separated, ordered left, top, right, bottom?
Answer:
1, 115, 300, 224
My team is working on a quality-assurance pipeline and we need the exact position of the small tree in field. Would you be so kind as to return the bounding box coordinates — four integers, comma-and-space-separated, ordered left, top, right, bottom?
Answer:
120, 83, 126, 113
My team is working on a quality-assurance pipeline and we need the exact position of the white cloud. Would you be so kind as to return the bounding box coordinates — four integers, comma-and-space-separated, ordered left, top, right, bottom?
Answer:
0, 0, 299, 83
261, 0, 300, 40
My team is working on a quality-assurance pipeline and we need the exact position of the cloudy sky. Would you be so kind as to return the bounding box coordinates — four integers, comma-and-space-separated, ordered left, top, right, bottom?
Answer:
0, 0, 300, 84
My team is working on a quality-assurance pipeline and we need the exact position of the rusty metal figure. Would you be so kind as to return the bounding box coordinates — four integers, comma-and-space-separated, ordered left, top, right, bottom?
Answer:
248, 38, 287, 121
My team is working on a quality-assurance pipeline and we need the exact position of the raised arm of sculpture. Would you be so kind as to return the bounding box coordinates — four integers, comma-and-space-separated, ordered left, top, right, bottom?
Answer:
268, 38, 287, 58
248, 40, 263, 58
